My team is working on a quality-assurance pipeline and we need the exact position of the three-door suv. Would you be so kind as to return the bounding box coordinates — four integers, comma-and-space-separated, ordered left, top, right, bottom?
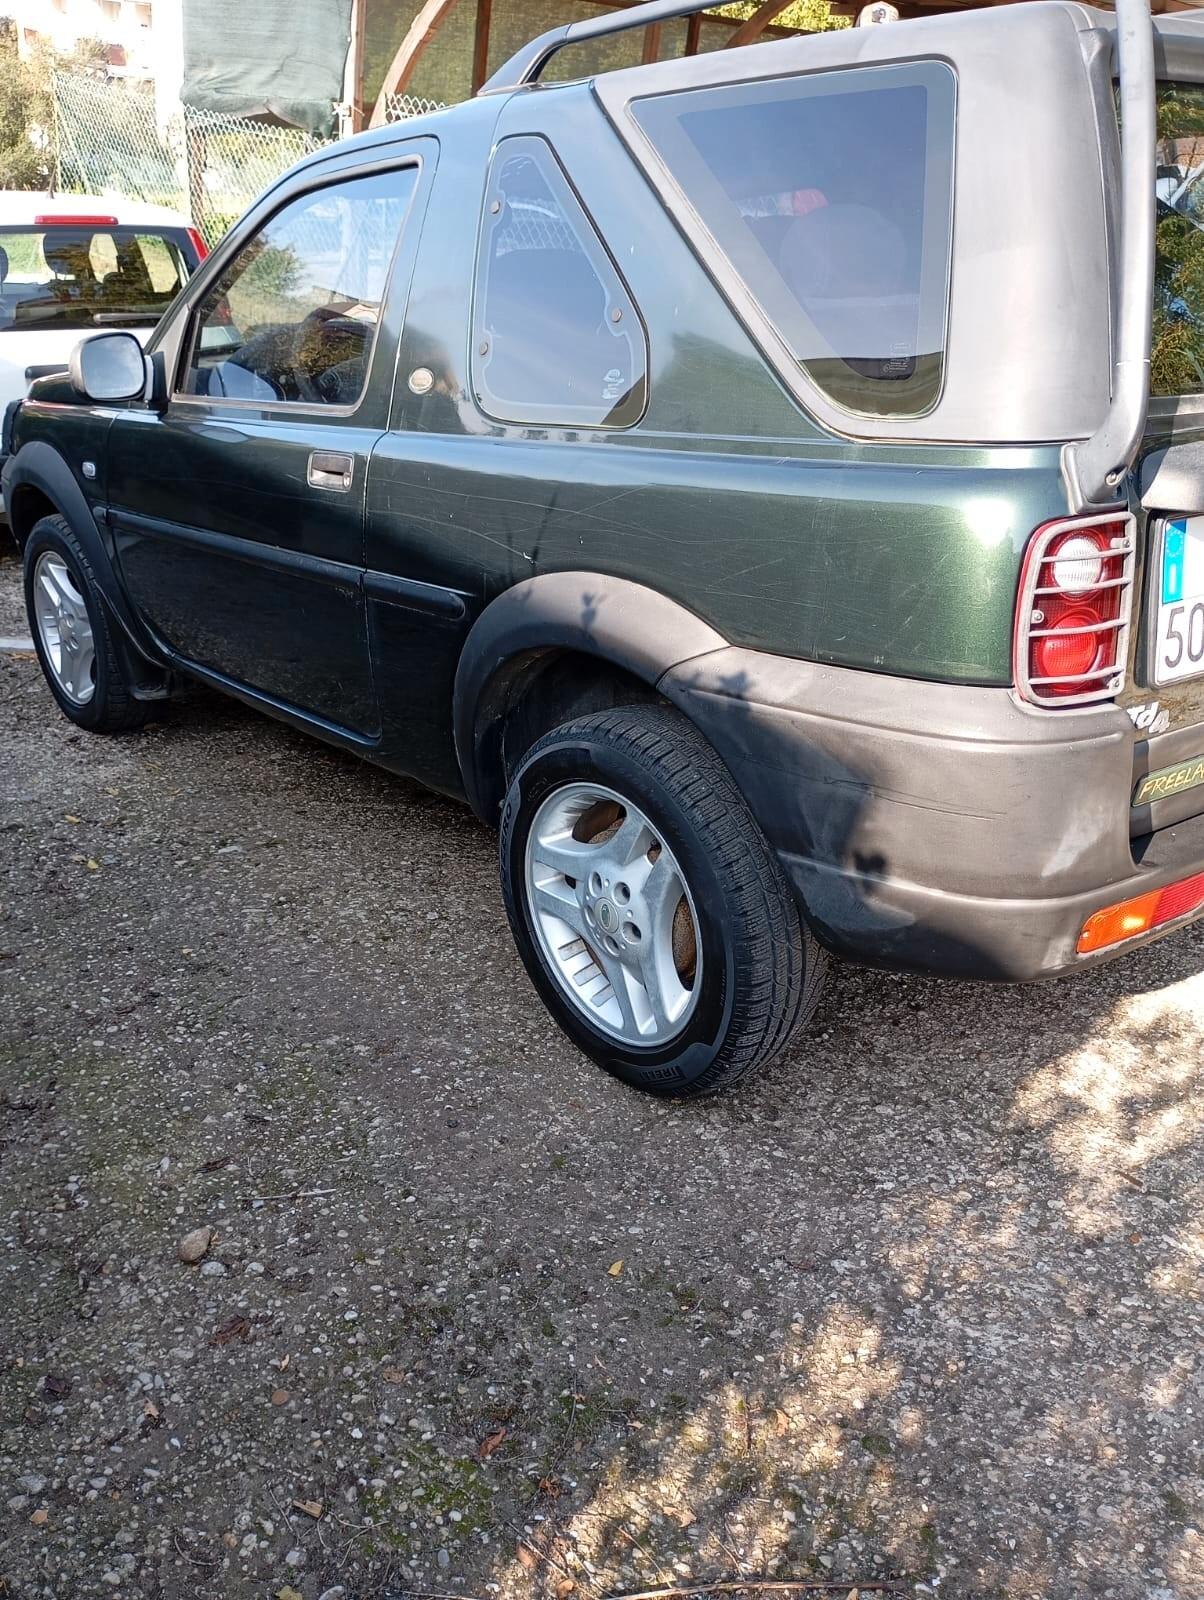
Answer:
7, 0, 1204, 1096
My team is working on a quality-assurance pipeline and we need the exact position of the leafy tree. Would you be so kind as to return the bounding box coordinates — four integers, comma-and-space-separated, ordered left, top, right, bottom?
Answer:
1152, 84, 1204, 395
0, 21, 46, 187
0, 19, 107, 190
710, 1, 848, 33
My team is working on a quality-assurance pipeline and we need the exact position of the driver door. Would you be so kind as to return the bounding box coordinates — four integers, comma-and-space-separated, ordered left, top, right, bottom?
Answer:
107, 154, 428, 735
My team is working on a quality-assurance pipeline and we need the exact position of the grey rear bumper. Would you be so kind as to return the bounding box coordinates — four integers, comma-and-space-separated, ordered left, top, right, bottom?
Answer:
660, 648, 1204, 982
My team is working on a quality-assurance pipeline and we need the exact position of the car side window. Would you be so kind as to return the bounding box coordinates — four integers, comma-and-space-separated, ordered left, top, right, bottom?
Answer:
472, 136, 647, 428
631, 62, 955, 420
180, 166, 418, 408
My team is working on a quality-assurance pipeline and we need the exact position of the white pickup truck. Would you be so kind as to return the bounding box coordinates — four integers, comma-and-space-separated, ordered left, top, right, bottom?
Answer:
0, 191, 205, 415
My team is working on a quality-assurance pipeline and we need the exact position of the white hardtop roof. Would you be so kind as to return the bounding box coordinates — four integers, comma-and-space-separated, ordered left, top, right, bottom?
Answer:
0, 191, 192, 230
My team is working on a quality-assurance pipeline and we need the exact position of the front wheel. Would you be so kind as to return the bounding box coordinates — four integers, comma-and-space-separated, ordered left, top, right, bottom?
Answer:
22, 514, 148, 733
499, 705, 826, 1096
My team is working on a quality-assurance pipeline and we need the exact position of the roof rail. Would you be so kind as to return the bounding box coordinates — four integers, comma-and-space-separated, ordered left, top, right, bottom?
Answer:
480, 0, 718, 94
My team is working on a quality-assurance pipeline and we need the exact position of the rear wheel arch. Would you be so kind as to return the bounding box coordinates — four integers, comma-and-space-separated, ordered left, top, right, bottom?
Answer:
453, 573, 729, 819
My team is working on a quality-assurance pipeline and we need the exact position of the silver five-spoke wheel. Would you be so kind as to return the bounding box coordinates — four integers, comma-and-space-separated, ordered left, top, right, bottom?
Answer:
32, 551, 96, 706
524, 782, 701, 1046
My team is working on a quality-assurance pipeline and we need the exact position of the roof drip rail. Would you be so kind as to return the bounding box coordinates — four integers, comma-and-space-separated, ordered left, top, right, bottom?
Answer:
479, 0, 720, 94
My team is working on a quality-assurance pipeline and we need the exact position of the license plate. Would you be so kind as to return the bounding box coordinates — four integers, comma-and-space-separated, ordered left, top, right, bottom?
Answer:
1153, 517, 1204, 685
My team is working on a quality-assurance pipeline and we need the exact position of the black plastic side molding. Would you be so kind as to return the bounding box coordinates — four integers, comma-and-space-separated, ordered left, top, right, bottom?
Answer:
452, 571, 727, 817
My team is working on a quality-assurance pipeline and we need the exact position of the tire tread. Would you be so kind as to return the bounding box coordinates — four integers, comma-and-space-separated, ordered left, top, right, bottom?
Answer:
24, 514, 148, 733
506, 704, 826, 1096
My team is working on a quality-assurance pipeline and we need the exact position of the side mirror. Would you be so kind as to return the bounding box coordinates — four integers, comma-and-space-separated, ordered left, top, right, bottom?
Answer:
68, 331, 148, 404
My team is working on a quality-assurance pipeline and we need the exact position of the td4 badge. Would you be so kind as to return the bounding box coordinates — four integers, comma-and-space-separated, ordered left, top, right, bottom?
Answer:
1127, 700, 1172, 736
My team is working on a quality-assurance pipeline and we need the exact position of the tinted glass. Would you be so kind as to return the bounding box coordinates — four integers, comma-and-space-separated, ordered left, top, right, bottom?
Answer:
1153, 83, 1204, 396
182, 167, 416, 407
631, 63, 956, 418
0, 227, 189, 332
472, 136, 646, 427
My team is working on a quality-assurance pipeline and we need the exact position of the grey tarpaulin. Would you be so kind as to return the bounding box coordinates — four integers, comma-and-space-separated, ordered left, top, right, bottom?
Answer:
181, 0, 353, 135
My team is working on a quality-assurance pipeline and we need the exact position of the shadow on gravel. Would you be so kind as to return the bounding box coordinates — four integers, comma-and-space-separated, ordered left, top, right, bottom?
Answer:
1, 667, 1202, 1600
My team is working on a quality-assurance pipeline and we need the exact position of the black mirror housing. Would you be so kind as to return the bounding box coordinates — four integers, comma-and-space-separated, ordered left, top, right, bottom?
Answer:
69, 331, 148, 404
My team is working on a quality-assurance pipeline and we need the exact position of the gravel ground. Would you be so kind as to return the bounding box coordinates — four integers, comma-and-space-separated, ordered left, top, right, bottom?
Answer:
1, 546, 1202, 1600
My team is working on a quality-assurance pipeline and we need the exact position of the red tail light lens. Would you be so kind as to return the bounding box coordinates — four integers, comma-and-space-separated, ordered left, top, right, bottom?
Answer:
1032, 606, 1106, 685
185, 226, 209, 263
1014, 514, 1136, 706
35, 213, 117, 227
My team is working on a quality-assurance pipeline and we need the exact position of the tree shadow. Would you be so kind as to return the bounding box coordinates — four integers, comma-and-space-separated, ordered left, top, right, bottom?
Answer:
465, 942, 1204, 1599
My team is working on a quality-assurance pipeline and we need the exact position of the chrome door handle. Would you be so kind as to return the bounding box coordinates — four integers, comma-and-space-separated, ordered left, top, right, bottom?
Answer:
307, 451, 354, 492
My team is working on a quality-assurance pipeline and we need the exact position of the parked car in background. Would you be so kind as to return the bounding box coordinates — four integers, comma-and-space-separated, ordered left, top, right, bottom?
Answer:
6, 0, 1204, 1100
0, 192, 204, 415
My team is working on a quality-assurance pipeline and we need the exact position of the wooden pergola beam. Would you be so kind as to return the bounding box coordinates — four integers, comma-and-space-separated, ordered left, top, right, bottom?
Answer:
369, 0, 464, 127
724, 0, 800, 48
367, 0, 1103, 127
471, 0, 494, 92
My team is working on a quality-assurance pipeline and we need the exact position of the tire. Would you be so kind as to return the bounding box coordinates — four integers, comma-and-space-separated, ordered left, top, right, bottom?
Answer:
22, 514, 148, 733
499, 704, 826, 1097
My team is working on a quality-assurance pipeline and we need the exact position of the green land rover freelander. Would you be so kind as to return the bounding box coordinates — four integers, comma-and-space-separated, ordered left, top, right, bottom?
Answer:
6, 0, 1204, 1096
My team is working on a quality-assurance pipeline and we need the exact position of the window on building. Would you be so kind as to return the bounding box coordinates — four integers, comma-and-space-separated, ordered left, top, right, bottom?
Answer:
631, 62, 956, 419
181, 165, 417, 407
472, 136, 647, 428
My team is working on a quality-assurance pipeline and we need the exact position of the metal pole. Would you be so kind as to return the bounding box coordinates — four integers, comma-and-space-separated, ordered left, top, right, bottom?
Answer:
51, 83, 61, 195
341, 0, 367, 136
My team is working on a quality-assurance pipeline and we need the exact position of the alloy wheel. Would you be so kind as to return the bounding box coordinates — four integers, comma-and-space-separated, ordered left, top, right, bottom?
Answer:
32, 552, 96, 706
524, 782, 701, 1046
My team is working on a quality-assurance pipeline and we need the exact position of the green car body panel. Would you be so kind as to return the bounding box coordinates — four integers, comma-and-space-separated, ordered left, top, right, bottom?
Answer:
8, 0, 1204, 992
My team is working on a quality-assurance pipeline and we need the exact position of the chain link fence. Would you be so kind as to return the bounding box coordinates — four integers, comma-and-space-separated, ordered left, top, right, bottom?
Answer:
383, 91, 446, 122
53, 73, 446, 250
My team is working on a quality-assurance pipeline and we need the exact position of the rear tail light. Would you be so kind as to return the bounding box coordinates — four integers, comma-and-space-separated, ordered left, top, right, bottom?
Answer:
185, 226, 209, 263
1014, 513, 1136, 706
1077, 870, 1204, 953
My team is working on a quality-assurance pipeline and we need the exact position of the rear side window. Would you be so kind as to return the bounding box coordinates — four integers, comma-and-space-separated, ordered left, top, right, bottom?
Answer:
631, 62, 956, 420
181, 167, 416, 408
0, 227, 190, 333
472, 136, 647, 428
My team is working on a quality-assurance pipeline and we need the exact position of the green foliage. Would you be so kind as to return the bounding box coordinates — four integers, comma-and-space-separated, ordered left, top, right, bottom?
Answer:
1153, 84, 1204, 395
710, 0, 849, 32
1158, 82, 1204, 142
0, 21, 46, 188
0, 19, 107, 190
1152, 211, 1204, 396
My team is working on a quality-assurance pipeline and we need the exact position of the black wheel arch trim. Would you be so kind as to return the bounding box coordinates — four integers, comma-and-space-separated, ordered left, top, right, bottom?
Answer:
453, 570, 728, 819
3, 440, 170, 691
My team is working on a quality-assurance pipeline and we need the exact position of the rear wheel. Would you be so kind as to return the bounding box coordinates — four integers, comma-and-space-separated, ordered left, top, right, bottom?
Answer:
23, 514, 148, 732
500, 705, 826, 1096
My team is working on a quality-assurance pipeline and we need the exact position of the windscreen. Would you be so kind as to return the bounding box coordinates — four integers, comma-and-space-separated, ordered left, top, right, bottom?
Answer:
0, 226, 191, 333
630, 61, 956, 419
1153, 83, 1204, 395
